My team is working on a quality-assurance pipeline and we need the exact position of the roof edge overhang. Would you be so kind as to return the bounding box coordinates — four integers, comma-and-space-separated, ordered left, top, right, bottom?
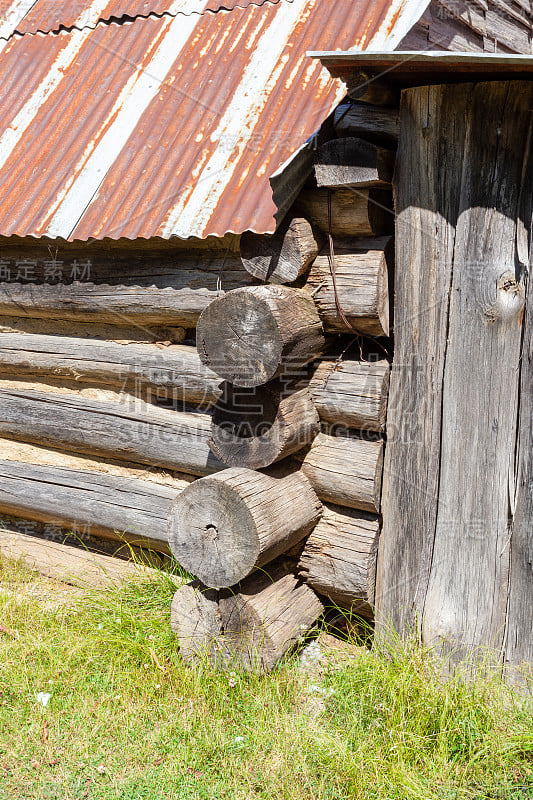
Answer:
309, 51, 533, 87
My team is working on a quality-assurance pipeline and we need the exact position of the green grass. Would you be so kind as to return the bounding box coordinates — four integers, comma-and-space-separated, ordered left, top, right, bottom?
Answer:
1, 555, 533, 800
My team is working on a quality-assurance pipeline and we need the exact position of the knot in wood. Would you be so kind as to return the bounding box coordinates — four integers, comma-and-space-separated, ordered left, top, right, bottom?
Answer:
483, 271, 525, 323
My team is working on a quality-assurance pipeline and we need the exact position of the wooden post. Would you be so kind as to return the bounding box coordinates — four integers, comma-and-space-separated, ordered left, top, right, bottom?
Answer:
377, 81, 533, 666
167, 467, 322, 588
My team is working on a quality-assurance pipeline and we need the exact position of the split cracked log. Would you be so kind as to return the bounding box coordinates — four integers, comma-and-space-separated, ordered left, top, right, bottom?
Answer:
196, 286, 325, 387
315, 138, 394, 189
209, 383, 319, 469
296, 188, 393, 238
296, 432, 383, 513
0, 334, 221, 406
298, 504, 380, 613
0, 459, 181, 549
0, 387, 223, 476
171, 567, 324, 673
240, 217, 323, 284
0, 282, 219, 328
306, 237, 391, 336
309, 359, 390, 432
334, 102, 399, 145
167, 468, 322, 588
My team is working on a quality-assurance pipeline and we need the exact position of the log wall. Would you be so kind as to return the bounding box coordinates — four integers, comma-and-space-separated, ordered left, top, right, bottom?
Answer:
0, 95, 396, 672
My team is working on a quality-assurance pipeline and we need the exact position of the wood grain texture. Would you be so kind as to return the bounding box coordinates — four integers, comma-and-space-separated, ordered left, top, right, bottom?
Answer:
0, 282, 222, 328
0, 334, 221, 405
377, 81, 533, 666
315, 138, 394, 190
296, 188, 393, 238
196, 286, 325, 387
296, 432, 383, 513
0, 529, 177, 588
333, 103, 399, 146
240, 217, 323, 284
298, 504, 380, 613
0, 386, 223, 476
0, 459, 181, 548
309, 359, 390, 433
167, 467, 322, 588
210, 384, 319, 469
306, 237, 391, 336
171, 565, 324, 673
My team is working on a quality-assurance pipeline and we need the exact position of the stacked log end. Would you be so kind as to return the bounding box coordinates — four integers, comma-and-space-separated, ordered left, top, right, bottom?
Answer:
196, 285, 325, 387
210, 383, 320, 469
171, 568, 324, 674
167, 468, 322, 588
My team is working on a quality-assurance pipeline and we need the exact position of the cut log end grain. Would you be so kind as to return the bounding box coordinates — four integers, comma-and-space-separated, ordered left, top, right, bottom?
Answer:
196, 286, 325, 388
167, 468, 322, 588
209, 383, 320, 469
240, 217, 323, 284
171, 568, 324, 673
314, 137, 395, 190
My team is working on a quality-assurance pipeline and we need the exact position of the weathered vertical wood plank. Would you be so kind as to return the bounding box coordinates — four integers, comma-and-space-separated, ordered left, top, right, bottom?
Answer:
377, 81, 533, 666
422, 83, 531, 659
376, 84, 465, 634
505, 239, 533, 668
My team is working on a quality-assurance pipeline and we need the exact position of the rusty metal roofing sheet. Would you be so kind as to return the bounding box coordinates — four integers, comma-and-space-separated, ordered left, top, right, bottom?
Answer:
0, 0, 282, 38
0, 0, 429, 241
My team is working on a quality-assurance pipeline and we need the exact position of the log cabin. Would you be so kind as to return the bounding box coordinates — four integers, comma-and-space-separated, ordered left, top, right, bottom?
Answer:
0, 0, 531, 672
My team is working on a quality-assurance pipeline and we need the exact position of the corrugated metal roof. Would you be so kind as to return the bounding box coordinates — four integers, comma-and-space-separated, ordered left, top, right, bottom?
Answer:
0, 0, 282, 39
0, 0, 429, 241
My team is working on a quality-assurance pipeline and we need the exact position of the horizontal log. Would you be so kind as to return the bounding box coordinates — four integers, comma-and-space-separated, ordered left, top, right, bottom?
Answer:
0, 282, 222, 328
0, 387, 223, 476
209, 383, 320, 469
309, 359, 390, 432
314, 138, 394, 189
240, 217, 323, 284
306, 237, 391, 336
296, 188, 393, 238
0, 459, 182, 549
0, 529, 176, 588
333, 102, 399, 145
296, 432, 383, 513
298, 504, 380, 612
0, 334, 221, 406
196, 286, 325, 387
167, 468, 322, 588
171, 566, 324, 673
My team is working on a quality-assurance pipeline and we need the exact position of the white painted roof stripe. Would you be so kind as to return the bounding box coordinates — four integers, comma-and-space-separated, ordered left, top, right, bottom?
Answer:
161, 0, 312, 238
43, 8, 205, 238
365, 0, 431, 49
0, 0, 38, 40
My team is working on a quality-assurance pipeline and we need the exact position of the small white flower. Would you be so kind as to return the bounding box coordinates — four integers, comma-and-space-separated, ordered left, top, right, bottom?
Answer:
97, 623, 104, 630
48, 680, 53, 685
36, 692, 52, 707
115, 618, 121, 624
97, 764, 106, 774
143, 663, 150, 669
234, 736, 244, 744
